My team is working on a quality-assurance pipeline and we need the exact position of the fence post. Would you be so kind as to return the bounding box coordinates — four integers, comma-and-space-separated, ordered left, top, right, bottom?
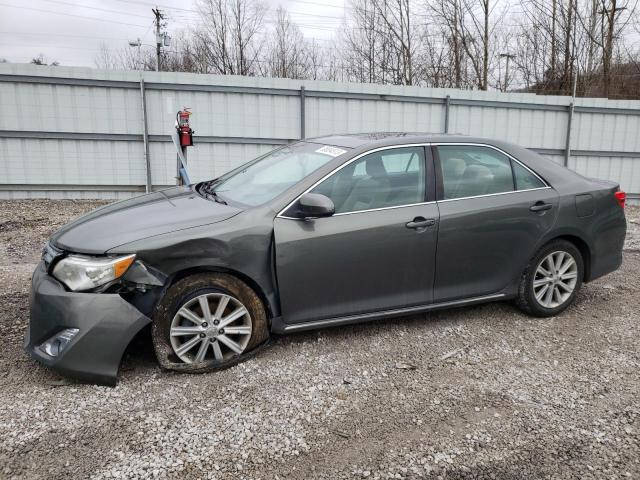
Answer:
300, 85, 306, 140
564, 101, 574, 167
444, 95, 451, 134
139, 78, 152, 193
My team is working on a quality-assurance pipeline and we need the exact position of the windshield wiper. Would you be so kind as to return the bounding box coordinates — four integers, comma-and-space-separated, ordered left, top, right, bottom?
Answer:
197, 181, 228, 205
210, 191, 228, 205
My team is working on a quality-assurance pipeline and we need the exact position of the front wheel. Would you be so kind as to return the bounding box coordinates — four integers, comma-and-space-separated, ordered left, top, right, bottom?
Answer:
152, 273, 269, 372
516, 239, 584, 317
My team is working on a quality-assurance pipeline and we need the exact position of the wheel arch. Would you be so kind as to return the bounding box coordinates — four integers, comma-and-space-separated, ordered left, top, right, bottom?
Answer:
164, 266, 276, 322
543, 233, 592, 282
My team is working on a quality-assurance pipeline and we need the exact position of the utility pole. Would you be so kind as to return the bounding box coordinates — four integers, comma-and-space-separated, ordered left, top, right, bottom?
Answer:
152, 7, 164, 72
500, 53, 516, 92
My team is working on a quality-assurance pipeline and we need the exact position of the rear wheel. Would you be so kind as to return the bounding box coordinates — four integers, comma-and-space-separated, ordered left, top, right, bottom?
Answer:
152, 273, 269, 372
516, 240, 584, 317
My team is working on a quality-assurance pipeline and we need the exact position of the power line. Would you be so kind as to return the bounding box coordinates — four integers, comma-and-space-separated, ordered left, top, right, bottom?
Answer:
0, 31, 141, 41
0, 26, 333, 46
0, 2, 150, 28
93, 0, 200, 14
285, 10, 345, 21
288, 0, 351, 9
99, 0, 350, 20
1, 42, 110, 52
169, 12, 343, 32
34, 0, 151, 19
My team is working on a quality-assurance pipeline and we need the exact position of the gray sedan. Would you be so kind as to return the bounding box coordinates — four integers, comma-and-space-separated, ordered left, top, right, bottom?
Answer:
26, 133, 627, 385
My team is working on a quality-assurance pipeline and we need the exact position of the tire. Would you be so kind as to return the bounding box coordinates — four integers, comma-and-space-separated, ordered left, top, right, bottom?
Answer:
515, 239, 584, 317
152, 273, 269, 373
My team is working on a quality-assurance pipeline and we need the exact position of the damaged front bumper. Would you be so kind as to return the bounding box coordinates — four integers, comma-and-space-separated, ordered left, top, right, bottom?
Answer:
25, 262, 151, 386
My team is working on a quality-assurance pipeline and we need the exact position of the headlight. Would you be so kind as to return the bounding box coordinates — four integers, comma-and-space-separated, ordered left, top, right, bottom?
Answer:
52, 254, 136, 291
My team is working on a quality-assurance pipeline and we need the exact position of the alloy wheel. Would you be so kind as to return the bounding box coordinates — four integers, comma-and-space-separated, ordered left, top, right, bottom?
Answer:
532, 251, 578, 309
169, 293, 252, 364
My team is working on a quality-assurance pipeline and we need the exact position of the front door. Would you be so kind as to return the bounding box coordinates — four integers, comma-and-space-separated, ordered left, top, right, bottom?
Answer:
433, 144, 559, 302
274, 146, 439, 324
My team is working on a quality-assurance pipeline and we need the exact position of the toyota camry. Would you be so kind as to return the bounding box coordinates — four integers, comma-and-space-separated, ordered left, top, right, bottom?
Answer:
26, 133, 627, 385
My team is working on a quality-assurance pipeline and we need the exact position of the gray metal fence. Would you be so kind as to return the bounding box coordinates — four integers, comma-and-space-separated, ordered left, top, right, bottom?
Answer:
1, 64, 639, 200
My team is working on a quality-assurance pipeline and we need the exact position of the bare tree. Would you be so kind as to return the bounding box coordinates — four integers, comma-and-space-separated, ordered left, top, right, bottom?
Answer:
30, 54, 59, 66
430, 0, 464, 88
88, 0, 640, 98
367, 0, 416, 85
599, 0, 635, 96
305, 39, 333, 80
457, 0, 493, 90
514, 0, 581, 94
569, 0, 637, 97
421, 30, 453, 87
343, 0, 383, 83
196, 0, 266, 75
264, 7, 310, 79
94, 43, 120, 70
94, 42, 156, 71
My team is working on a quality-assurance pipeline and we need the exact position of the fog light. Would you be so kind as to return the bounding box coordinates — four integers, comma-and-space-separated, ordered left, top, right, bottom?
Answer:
39, 328, 79, 357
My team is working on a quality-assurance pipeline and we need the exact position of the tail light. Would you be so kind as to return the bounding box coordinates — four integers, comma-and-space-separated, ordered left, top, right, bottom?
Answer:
614, 190, 626, 209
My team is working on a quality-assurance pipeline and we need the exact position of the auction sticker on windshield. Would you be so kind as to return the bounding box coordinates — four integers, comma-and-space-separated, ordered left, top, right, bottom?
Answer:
315, 145, 347, 157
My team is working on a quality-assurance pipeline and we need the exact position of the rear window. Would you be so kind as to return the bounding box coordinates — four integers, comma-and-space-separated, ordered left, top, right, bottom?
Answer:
512, 161, 546, 190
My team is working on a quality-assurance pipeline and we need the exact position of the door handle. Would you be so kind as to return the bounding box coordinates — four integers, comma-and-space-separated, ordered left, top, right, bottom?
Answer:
406, 217, 436, 229
530, 202, 553, 212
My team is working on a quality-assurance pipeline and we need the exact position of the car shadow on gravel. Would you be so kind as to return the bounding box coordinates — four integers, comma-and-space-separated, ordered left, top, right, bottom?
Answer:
119, 326, 158, 375
5, 277, 618, 389
116, 291, 596, 380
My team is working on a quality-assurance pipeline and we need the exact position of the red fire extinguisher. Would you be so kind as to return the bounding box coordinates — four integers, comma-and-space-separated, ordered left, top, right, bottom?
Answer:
176, 108, 193, 147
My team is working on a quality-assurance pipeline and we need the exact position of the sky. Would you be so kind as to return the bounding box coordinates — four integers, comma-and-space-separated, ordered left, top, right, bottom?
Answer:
0, 0, 347, 67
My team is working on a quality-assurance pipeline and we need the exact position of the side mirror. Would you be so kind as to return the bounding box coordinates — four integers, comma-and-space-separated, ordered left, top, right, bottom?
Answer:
297, 193, 335, 219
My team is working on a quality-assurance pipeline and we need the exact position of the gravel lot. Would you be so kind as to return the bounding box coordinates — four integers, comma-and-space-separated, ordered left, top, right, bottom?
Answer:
1, 200, 639, 479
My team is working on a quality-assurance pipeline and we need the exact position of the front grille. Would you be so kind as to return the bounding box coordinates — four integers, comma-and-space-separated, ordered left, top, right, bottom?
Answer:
42, 242, 63, 269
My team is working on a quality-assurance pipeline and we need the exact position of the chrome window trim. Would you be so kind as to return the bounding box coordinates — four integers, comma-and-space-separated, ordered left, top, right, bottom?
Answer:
333, 201, 436, 216
276, 141, 553, 220
437, 186, 552, 203
276, 143, 431, 219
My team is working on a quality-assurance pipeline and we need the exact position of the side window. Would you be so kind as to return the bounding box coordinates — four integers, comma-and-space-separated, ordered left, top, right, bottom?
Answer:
310, 147, 426, 214
438, 145, 514, 199
381, 151, 421, 173
512, 161, 546, 190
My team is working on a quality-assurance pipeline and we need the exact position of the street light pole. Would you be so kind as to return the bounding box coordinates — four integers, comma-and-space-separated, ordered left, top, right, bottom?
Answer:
128, 39, 143, 70
499, 53, 516, 92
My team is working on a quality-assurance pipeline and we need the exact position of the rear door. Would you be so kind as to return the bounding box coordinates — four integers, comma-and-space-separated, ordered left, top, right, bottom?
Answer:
274, 145, 439, 324
433, 144, 558, 302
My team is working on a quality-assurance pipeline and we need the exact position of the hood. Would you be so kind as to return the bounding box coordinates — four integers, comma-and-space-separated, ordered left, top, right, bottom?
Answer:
51, 186, 242, 254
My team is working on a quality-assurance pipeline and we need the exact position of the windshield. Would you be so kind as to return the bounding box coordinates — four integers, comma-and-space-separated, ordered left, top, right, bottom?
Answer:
200, 142, 348, 206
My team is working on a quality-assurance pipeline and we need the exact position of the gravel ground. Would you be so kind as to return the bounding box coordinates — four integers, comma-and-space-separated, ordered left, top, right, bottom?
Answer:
0, 200, 639, 480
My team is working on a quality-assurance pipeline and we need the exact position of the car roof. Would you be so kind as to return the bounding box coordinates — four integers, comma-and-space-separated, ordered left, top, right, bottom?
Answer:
305, 132, 500, 149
